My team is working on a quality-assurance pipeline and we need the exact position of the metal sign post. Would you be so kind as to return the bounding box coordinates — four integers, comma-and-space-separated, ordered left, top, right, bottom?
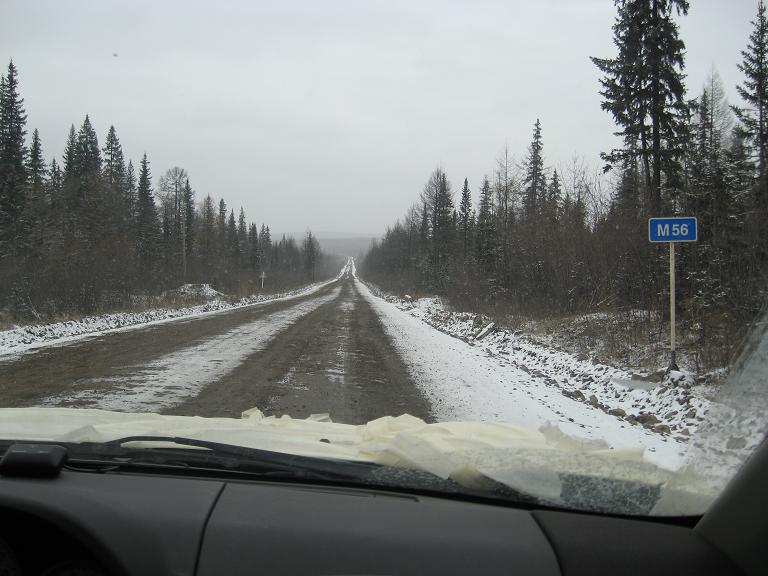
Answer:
669, 242, 676, 369
260, 271, 266, 290
649, 217, 698, 371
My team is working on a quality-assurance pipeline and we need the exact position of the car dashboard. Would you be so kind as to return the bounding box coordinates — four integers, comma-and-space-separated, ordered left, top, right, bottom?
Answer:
0, 468, 745, 576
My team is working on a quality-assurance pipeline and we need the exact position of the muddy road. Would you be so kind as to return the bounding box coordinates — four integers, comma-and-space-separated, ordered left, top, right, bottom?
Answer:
0, 270, 432, 423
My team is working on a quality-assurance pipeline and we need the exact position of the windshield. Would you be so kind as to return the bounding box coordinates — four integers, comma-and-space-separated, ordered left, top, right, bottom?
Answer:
1, 0, 767, 517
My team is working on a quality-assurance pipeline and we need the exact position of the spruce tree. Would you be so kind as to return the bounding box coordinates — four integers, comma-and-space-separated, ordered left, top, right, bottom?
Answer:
545, 169, 561, 225
23, 128, 47, 253
592, 0, 690, 213
303, 230, 318, 281
26, 128, 46, 193
248, 222, 259, 271
199, 194, 216, 278
227, 209, 239, 270
125, 160, 137, 221
237, 207, 248, 258
260, 224, 271, 268
522, 119, 546, 222
48, 158, 62, 203
182, 178, 194, 278
475, 176, 497, 286
733, 0, 768, 208
431, 169, 454, 289
46, 157, 63, 241
135, 153, 159, 287
74, 115, 102, 181
0, 60, 28, 255
62, 125, 77, 179
458, 178, 472, 259
102, 125, 126, 193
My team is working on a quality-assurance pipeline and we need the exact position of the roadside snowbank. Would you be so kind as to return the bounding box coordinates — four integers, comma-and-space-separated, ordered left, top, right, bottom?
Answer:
356, 279, 689, 470
364, 287, 709, 441
161, 283, 224, 301
0, 265, 349, 358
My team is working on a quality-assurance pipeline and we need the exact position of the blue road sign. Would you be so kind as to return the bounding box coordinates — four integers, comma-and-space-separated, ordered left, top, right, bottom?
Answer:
648, 217, 698, 243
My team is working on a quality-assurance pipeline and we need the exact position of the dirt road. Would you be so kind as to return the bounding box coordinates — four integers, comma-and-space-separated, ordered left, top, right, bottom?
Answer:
0, 270, 432, 423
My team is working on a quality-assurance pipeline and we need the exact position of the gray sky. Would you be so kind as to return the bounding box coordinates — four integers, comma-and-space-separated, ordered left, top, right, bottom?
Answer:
1, 0, 757, 236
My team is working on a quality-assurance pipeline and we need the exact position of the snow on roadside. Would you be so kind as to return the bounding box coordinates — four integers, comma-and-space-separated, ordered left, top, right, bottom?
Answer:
365, 286, 708, 440
356, 279, 691, 470
161, 283, 224, 301
0, 264, 350, 358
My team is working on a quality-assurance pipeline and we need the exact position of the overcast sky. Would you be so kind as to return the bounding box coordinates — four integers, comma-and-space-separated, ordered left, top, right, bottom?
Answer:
1, 0, 758, 236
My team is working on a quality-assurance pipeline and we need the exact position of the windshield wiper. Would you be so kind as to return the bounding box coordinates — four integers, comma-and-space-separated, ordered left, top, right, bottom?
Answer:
64, 435, 382, 483
0, 438, 545, 508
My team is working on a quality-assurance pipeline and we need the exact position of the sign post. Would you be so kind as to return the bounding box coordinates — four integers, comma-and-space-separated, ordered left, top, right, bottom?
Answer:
260, 271, 266, 290
649, 217, 697, 371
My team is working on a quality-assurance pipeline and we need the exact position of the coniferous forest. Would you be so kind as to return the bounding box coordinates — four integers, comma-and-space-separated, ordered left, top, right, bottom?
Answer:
0, 61, 338, 322
362, 1, 768, 369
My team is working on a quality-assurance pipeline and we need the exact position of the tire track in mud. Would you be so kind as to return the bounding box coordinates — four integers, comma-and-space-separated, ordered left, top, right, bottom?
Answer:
167, 277, 433, 423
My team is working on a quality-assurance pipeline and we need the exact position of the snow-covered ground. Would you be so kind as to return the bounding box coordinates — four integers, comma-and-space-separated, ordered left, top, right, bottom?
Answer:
161, 283, 224, 301
356, 278, 693, 470
366, 289, 709, 436
0, 267, 348, 358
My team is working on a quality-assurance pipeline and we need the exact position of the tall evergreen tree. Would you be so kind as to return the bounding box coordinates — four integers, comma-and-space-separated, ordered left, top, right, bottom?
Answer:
198, 194, 216, 278
431, 169, 454, 289
0, 60, 28, 256
47, 158, 62, 205
102, 125, 126, 194
734, 0, 768, 212
23, 128, 46, 252
69, 115, 103, 217
248, 222, 259, 271
475, 175, 496, 278
592, 0, 690, 213
26, 128, 45, 193
74, 116, 102, 181
62, 124, 77, 179
135, 153, 159, 287
458, 178, 472, 259
544, 169, 561, 225
237, 207, 248, 259
125, 160, 137, 221
182, 178, 195, 280
260, 224, 271, 268
523, 119, 546, 221
226, 209, 239, 267
21, 128, 47, 285
303, 230, 318, 281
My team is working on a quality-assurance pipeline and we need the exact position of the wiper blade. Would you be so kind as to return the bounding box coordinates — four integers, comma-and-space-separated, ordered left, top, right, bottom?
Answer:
69, 435, 382, 482
0, 438, 547, 507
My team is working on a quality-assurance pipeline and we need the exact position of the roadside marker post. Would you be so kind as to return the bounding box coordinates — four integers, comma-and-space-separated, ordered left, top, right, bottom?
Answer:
648, 217, 698, 372
260, 271, 266, 290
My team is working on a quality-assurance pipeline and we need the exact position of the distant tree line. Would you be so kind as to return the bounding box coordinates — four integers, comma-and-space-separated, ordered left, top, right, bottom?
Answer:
362, 0, 768, 364
0, 60, 333, 320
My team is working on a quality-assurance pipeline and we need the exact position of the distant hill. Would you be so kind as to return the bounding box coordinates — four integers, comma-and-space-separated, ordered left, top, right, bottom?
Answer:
317, 236, 376, 258
274, 231, 379, 259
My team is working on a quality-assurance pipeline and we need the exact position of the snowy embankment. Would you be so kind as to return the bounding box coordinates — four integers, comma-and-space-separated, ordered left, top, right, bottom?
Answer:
365, 286, 708, 439
356, 278, 700, 470
0, 267, 348, 358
